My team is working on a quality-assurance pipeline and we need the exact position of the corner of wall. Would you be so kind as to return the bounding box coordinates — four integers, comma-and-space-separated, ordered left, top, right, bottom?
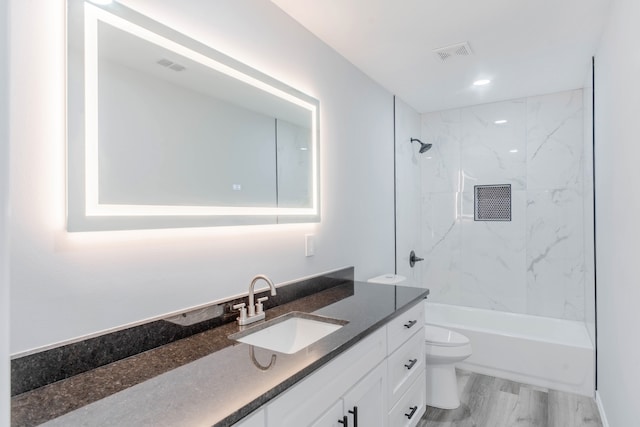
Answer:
593, 0, 640, 424
595, 391, 610, 427
1, 0, 10, 423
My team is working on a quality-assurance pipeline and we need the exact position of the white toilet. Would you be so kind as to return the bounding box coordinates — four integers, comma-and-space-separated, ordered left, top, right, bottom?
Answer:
424, 324, 472, 409
366, 275, 472, 409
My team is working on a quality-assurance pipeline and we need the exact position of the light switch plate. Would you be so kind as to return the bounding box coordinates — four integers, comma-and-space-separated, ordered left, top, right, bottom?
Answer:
305, 234, 315, 257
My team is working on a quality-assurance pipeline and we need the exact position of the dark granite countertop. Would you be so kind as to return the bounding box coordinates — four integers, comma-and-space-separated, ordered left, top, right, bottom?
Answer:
13, 281, 428, 427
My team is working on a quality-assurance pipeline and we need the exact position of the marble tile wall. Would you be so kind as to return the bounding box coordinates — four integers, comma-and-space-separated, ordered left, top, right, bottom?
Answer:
421, 89, 589, 321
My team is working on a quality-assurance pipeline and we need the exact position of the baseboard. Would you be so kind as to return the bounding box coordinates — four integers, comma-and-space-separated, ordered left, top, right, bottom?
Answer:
595, 391, 610, 427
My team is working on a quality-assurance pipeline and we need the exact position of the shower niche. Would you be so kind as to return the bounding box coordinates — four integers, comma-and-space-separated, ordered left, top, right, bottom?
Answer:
474, 184, 512, 222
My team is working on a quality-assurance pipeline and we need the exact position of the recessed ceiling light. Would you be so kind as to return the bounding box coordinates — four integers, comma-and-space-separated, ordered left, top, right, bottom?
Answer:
473, 79, 491, 86
88, 0, 113, 5
509, 149, 519, 153
494, 119, 508, 124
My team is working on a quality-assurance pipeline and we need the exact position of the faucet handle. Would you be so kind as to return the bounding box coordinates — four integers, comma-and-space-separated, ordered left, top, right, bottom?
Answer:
233, 303, 247, 323
256, 297, 268, 315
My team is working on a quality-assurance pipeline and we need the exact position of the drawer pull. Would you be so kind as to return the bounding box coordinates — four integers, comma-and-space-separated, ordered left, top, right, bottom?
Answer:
348, 406, 358, 427
404, 320, 417, 329
405, 406, 418, 419
338, 415, 348, 426
404, 358, 418, 370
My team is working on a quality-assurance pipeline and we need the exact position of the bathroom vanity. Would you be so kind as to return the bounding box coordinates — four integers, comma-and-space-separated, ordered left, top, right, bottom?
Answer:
12, 274, 428, 427
266, 300, 426, 427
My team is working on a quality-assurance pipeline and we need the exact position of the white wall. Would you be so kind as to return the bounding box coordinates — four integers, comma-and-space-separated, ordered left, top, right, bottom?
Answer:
9, 0, 395, 355
1, 0, 10, 423
594, 0, 640, 423
420, 90, 588, 321
393, 97, 423, 285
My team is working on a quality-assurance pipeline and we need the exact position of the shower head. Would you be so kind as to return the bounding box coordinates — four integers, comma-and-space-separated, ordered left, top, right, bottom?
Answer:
410, 138, 432, 153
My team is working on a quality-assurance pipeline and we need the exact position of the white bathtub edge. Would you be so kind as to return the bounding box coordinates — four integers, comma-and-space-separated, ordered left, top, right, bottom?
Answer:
424, 302, 592, 349
596, 391, 610, 427
425, 301, 595, 397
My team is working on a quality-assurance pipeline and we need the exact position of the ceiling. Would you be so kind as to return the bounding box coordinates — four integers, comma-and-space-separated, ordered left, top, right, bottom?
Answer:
270, 0, 612, 113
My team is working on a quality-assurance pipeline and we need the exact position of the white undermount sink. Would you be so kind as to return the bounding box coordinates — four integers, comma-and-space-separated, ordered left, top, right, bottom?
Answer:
230, 312, 347, 354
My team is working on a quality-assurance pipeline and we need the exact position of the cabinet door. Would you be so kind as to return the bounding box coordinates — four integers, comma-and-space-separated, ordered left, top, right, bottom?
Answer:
234, 409, 265, 427
267, 328, 386, 427
309, 400, 346, 427
343, 361, 388, 427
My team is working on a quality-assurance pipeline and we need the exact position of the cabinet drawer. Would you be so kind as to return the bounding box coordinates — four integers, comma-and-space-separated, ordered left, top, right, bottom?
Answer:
387, 301, 424, 353
387, 327, 424, 407
388, 368, 426, 427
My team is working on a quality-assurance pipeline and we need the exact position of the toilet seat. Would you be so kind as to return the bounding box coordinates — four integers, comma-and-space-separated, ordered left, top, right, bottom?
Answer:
425, 325, 470, 347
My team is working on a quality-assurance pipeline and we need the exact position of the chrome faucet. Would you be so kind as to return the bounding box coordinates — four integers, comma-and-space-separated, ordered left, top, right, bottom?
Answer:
234, 274, 277, 326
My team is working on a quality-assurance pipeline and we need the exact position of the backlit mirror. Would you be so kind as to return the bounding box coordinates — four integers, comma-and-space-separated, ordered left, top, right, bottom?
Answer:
67, 0, 320, 231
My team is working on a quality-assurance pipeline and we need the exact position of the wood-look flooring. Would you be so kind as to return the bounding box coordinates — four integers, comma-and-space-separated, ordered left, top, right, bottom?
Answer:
418, 370, 603, 427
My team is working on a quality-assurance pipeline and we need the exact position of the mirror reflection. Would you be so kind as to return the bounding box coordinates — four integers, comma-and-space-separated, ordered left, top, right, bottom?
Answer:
67, 0, 319, 230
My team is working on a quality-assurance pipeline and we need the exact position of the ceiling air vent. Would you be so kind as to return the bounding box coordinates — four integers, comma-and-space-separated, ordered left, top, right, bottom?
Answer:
156, 58, 186, 72
433, 42, 473, 61
168, 64, 186, 72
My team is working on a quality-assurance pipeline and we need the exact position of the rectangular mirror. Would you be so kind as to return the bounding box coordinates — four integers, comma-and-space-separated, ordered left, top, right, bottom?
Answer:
67, 0, 320, 231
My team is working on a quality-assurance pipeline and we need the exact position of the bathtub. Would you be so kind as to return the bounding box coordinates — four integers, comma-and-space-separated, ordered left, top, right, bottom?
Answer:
424, 301, 595, 397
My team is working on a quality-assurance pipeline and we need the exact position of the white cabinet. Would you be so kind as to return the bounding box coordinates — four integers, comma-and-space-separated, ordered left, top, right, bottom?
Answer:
309, 362, 387, 427
388, 369, 426, 427
309, 400, 345, 427
386, 302, 426, 426
234, 409, 265, 427
387, 328, 425, 407
386, 302, 424, 354
266, 328, 387, 427
238, 301, 426, 427
342, 361, 387, 427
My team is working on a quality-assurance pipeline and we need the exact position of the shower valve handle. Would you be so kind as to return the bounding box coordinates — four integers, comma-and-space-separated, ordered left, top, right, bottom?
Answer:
409, 250, 424, 268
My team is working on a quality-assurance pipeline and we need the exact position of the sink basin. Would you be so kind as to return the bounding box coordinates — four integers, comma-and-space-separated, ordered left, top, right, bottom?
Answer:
230, 312, 348, 354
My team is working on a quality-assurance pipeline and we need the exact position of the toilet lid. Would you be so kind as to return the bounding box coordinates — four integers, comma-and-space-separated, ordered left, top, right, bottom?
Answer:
424, 325, 470, 346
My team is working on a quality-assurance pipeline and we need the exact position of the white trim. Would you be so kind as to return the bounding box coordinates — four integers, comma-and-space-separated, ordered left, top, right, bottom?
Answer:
596, 391, 610, 427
